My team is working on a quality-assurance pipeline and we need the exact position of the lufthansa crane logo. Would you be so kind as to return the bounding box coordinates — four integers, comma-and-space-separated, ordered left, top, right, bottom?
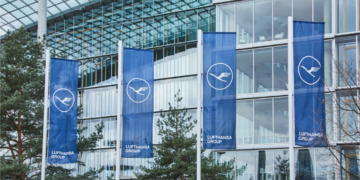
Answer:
127, 78, 151, 103
53, 88, 75, 113
298, 56, 321, 85
207, 63, 233, 90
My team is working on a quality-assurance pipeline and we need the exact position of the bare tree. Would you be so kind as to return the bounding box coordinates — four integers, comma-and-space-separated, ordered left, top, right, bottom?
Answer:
317, 46, 360, 180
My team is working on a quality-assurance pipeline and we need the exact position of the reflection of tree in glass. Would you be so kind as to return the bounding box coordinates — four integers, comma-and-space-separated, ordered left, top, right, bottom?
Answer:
274, 150, 290, 180
136, 91, 234, 180
258, 151, 274, 180
219, 157, 248, 180
51, 49, 69, 59
236, 163, 248, 176
295, 149, 314, 180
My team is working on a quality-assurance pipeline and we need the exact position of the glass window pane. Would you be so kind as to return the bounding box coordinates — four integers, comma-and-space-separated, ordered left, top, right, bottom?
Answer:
273, 46, 288, 91
78, 61, 83, 88
190, 0, 199, 8
166, 0, 176, 12
338, 0, 357, 33
154, 0, 165, 15
255, 99, 273, 144
133, 0, 143, 19
236, 50, 253, 94
154, 48, 164, 79
254, 48, 272, 93
165, 15, 175, 45
113, 4, 123, 22
165, 46, 175, 77
337, 37, 356, 87
188, 10, 198, 41
341, 147, 360, 179
175, 45, 186, 77
81, 118, 117, 148
235, 0, 253, 44
155, 16, 164, 46
112, 56, 118, 79
295, 148, 315, 179
254, 0, 272, 42
210, 8, 216, 32
314, 0, 332, 34
83, 87, 117, 118
236, 100, 254, 145
143, 0, 154, 17
178, 0, 188, 11
176, 12, 187, 43
273, 0, 291, 40
293, 0, 312, 21
103, 26, 111, 55
101, 87, 117, 116
134, 21, 142, 48
78, 91, 82, 119
255, 150, 274, 179
324, 41, 333, 87
274, 97, 288, 143
217, 152, 236, 179
94, 58, 102, 85
123, 22, 133, 48
198, 9, 209, 32
80, 149, 116, 179
154, 76, 197, 111
218, 3, 235, 32
84, 59, 95, 87
236, 151, 255, 179
274, 149, 290, 179
325, 94, 334, 141
187, 44, 198, 75
315, 148, 336, 179
338, 90, 358, 141
144, 18, 154, 48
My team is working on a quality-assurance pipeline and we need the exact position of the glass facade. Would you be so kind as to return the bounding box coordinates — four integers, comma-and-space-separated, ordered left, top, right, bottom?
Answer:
216, 148, 335, 180
3, 0, 360, 179
45, 0, 215, 59
216, 0, 358, 180
40, 0, 217, 178
218, 0, 332, 45
236, 42, 332, 95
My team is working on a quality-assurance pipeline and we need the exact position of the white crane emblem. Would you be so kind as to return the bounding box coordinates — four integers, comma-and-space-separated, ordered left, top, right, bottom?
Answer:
301, 66, 320, 77
55, 96, 72, 106
209, 73, 231, 82
129, 87, 148, 95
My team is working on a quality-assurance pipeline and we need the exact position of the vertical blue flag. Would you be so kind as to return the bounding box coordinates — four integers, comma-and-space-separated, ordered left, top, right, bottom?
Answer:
294, 21, 327, 147
48, 58, 78, 163
203, 32, 236, 149
122, 48, 154, 158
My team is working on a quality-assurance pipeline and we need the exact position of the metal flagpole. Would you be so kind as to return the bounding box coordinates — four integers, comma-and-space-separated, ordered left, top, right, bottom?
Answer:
196, 29, 203, 180
288, 16, 295, 180
41, 50, 50, 180
116, 41, 123, 180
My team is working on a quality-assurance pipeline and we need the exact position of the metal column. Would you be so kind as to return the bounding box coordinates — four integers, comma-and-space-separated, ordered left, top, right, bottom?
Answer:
196, 29, 203, 180
39, 0, 48, 178
40, 50, 50, 180
116, 41, 123, 180
288, 16, 295, 180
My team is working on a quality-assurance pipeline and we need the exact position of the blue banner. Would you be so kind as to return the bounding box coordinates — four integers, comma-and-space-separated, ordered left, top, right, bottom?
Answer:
294, 21, 327, 147
203, 32, 236, 149
48, 58, 78, 163
122, 48, 154, 158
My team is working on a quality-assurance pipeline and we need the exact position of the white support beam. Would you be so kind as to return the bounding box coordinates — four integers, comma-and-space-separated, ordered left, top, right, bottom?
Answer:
40, 50, 50, 180
196, 29, 203, 180
37, 0, 47, 42
116, 41, 123, 180
288, 16, 295, 180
